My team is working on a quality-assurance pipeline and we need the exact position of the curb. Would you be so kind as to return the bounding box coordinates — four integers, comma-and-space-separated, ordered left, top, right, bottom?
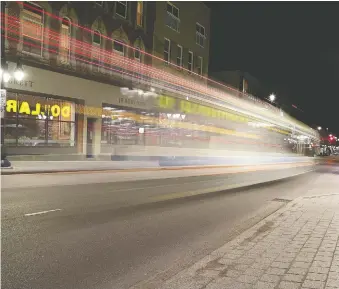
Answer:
0, 161, 315, 176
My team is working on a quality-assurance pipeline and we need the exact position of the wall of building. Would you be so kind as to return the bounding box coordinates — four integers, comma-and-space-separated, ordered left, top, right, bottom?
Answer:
152, 1, 210, 79
5, 1, 156, 73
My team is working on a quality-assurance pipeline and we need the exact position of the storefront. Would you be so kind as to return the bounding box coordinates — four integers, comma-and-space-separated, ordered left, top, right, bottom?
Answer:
3, 92, 76, 147
1, 62, 88, 159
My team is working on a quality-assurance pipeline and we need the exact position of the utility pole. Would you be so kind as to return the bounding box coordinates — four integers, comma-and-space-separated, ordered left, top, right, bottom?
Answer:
1, 1, 10, 167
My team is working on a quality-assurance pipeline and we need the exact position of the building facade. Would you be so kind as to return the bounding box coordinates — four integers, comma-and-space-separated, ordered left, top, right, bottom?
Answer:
2, 1, 157, 159
1, 1, 213, 160
152, 1, 210, 79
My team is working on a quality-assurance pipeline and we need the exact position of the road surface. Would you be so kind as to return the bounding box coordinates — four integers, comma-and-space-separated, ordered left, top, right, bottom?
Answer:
2, 165, 338, 289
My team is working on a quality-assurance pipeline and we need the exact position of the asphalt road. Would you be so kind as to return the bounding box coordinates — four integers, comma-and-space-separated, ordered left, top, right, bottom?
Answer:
2, 165, 339, 289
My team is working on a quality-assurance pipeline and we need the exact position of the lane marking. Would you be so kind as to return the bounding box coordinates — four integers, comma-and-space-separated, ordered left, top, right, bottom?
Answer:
24, 209, 62, 217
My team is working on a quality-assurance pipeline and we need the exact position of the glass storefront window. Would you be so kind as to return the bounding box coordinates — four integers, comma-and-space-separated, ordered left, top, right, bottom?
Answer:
48, 121, 75, 147
17, 119, 46, 146
2, 92, 76, 147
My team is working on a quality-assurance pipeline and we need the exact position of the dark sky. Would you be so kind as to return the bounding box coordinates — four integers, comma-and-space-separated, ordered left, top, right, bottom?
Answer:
207, 2, 339, 136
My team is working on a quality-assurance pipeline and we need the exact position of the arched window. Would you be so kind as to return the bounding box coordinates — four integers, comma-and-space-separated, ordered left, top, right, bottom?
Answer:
92, 30, 101, 72
93, 30, 101, 46
60, 17, 71, 63
134, 47, 141, 62
113, 39, 125, 56
133, 37, 145, 63
22, 1, 44, 56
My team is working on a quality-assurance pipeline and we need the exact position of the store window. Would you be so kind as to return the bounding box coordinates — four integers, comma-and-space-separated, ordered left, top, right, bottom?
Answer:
3, 93, 76, 147
101, 104, 159, 146
22, 1, 44, 56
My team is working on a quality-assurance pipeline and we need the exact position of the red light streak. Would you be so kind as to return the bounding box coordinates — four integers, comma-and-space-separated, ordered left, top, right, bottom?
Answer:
9, 3, 278, 111
4, 16, 253, 114
2, 10, 281, 120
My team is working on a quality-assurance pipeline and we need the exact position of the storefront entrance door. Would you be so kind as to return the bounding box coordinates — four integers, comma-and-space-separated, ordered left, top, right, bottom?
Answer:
86, 118, 96, 158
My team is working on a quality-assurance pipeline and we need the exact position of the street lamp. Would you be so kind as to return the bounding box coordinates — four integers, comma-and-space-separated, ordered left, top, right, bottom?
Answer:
1, 61, 25, 83
14, 61, 24, 81
269, 93, 276, 102
317, 126, 322, 131
1, 62, 11, 83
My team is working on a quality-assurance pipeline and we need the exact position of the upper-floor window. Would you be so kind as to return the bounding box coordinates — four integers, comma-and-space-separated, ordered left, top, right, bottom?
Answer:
197, 56, 203, 75
164, 38, 171, 63
196, 23, 206, 48
95, 1, 103, 6
176, 45, 183, 67
60, 18, 71, 63
93, 31, 101, 46
22, 1, 44, 56
166, 2, 180, 32
134, 47, 141, 62
136, 1, 143, 27
113, 40, 125, 56
116, 1, 127, 18
188, 51, 193, 72
92, 30, 101, 72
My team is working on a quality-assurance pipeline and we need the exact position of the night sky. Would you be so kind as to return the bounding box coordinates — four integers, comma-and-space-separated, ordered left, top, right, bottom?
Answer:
207, 2, 339, 136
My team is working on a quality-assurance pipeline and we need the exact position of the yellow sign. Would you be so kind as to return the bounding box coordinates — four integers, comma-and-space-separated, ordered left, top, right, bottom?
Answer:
6, 99, 71, 118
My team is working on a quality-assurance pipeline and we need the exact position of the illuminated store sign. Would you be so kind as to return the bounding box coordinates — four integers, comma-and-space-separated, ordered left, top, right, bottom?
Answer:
6, 99, 71, 118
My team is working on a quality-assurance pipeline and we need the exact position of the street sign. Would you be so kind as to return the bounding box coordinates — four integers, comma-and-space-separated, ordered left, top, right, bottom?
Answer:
0, 89, 6, 111
1, 89, 6, 118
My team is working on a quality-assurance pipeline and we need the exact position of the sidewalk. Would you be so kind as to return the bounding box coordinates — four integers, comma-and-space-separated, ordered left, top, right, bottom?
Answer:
0, 160, 159, 174
159, 194, 339, 289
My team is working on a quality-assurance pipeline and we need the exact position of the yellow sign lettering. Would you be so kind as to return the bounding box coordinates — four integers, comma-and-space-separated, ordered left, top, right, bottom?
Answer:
31, 103, 41, 115
6, 100, 17, 113
19, 101, 31, 115
61, 106, 71, 118
51, 105, 61, 117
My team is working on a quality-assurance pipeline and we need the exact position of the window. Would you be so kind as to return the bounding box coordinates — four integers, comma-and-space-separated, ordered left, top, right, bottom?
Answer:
136, 1, 143, 27
188, 51, 193, 72
113, 40, 125, 56
166, 2, 180, 32
22, 2, 44, 56
134, 47, 141, 62
116, 1, 127, 18
3, 93, 76, 147
92, 30, 101, 72
164, 38, 171, 63
196, 23, 206, 47
60, 18, 71, 63
176, 45, 183, 67
197, 56, 203, 75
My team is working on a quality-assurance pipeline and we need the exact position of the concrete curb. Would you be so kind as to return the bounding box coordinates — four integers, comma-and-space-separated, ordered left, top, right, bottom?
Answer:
0, 161, 315, 175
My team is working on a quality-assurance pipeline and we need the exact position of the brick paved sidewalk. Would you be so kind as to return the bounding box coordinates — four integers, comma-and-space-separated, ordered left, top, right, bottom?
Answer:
160, 194, 339, 289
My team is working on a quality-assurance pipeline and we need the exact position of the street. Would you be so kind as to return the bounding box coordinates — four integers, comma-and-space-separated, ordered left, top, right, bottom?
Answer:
1, 165, 339, 289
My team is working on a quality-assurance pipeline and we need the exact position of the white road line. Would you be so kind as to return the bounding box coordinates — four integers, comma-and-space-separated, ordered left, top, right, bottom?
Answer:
24, 209, 62, 217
